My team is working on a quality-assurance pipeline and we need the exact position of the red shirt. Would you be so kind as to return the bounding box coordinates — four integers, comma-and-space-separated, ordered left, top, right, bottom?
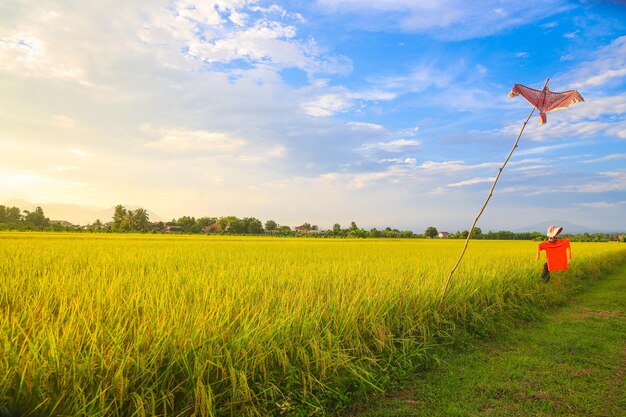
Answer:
538, 239, 572, 271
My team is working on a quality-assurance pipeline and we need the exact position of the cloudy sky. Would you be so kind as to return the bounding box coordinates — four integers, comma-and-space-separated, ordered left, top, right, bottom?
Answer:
1, 0, 625, 231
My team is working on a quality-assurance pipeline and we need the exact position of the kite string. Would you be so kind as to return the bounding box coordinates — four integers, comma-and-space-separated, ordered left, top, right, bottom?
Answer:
437, 78, 549, 313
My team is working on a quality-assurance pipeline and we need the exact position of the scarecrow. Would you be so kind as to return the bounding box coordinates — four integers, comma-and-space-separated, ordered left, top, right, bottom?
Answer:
537, 225, 572, 283
438, 79, 584, 311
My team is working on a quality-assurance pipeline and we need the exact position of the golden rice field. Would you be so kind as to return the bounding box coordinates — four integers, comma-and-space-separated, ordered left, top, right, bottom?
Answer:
1, 232, 625, 416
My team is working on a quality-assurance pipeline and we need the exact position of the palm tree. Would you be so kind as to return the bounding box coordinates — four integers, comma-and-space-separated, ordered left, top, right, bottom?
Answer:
133, 208, 150, 232
113, 204, 127, 231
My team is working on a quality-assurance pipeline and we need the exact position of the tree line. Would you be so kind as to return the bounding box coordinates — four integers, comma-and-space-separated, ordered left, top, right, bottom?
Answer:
0, 205, 51, 229
423, 226, 623, 242
0, 204, 622, 242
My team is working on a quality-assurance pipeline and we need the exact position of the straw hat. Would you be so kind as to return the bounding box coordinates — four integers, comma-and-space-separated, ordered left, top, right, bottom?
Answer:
546, 225, 563, 238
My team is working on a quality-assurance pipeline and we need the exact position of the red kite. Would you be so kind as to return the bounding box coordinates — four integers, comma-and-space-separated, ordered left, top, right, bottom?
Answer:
508, 83, 584, 124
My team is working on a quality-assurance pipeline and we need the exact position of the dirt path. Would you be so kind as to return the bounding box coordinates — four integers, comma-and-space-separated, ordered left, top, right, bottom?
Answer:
347, 264, 626, 417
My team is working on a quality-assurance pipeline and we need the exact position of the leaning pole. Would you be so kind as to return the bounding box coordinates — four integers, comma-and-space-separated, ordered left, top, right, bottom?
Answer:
437, 78, 550, 313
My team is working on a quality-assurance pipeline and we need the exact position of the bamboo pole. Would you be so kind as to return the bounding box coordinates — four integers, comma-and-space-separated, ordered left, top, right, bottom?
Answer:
437, 78, 550, 313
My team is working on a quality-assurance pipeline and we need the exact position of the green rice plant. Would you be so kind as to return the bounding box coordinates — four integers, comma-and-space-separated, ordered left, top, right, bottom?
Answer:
0, 233, 624, 416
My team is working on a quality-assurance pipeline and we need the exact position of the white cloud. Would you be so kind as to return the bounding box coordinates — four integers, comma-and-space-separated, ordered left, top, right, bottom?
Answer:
368, 66, 452, 94
609, 125, 626, 139
301, 81, 400, 117
492, 169, 626, 197
447, 177, 494, 188
237, 145, 287, 163
500, 93, 626, 142
565, 170, 626, 193
304, 157, 513, 192
52, 115, 78, 129
300, 56, 472, 117
397, 126, 420, 137
0, 1, 351, 90
578, 68, 626, 88
314, 0, 570, 40
509, 164, 550, 175
186, 21, 299, 64
583, 153, 626, 164
360, 139, 420, 153
378, 157, 416, 165
567, 95, 626, 119
418, 160, 500, 173
567, 36, 626, 89
429, 176, 495, 194
577, 201, 626, 209
175, 0, 250, 26
0, 167, 85, 202
51, 166, 77, 173
349, 170, 399, 189
347, 122, 385, 131
302, 92, 354, 116
70, 148, 89, 158
516, 143, 577, 156
143, 1, 351, 77
143, 127, 245, 152
498, 185, 533, 194
0, 30, 83, 79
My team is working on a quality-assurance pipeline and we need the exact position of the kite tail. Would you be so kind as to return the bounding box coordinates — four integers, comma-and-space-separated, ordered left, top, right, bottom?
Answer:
539, 112, 547, 125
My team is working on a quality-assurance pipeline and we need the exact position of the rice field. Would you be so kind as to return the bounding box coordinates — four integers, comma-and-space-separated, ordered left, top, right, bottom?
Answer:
1, 232, 624, 416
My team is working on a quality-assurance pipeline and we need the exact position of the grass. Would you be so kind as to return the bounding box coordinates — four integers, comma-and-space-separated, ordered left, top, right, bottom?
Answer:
0, 232, 624, 416
347, 262, 626, 417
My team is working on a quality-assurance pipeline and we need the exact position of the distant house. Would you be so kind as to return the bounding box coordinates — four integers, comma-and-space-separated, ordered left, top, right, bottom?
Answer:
438, 231, 450, 238
164, 225, 183, 234
202, 224, 221, 234
50, 220, 77, 228
295, 224, 324, 235
294, 224, 310, 235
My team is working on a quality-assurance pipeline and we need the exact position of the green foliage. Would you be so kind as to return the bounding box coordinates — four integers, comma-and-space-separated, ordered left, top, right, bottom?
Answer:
352, 263, 626, 417
1, 203, 624, 241
175, 215, 197, 233
112, 204, 127, 231
242, 217, 263, 234
0, 205, 49, 229
22, 206, 50, 228
111, 205, 150, 232
264, 219, 278, 231
276, 225, 294, 236
424, 226, 438, 238
6, 206, 21, 223
347, 221, 367, 238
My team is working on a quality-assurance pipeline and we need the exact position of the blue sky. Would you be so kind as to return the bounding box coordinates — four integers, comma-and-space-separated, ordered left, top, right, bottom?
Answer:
1, 0, 625, 231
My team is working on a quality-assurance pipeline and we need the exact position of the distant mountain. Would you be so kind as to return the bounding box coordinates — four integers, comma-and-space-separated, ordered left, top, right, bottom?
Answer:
4, 199, 162, 226
515, 220, 601, 235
